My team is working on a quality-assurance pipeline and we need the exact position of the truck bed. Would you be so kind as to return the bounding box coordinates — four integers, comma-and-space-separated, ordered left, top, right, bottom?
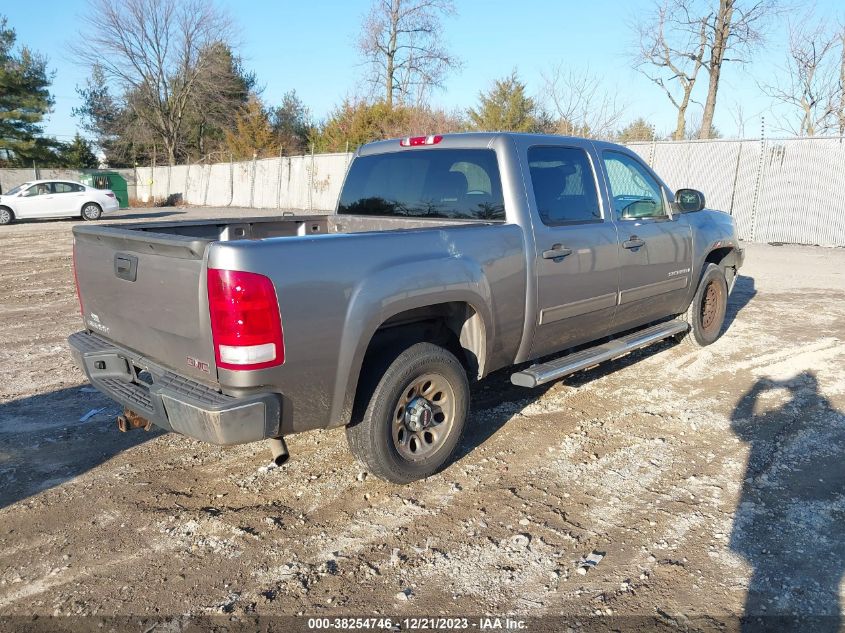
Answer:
108, 214, 492, 243
71, 213, 515, 392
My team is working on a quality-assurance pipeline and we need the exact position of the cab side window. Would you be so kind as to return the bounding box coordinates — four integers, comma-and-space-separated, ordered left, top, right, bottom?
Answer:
528, 146, 602, 226
24, 184, 49, 197
602, 151, 667, 220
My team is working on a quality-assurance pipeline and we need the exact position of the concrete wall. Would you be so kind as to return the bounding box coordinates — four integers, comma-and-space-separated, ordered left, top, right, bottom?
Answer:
0, 167, 137, 199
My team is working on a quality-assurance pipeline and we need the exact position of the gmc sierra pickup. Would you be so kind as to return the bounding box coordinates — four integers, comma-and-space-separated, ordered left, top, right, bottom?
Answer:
69, 133, 743, 483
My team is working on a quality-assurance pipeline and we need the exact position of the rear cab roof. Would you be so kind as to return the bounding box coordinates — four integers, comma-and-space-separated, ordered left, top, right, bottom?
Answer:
357, 132, 633, 156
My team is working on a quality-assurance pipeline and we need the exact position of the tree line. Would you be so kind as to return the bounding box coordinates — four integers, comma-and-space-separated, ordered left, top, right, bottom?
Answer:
1, 0, 844, 169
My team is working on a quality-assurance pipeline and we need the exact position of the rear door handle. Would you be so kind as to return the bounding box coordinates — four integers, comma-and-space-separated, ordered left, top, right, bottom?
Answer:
542, 244, 573, 260
623, 236, 645, 249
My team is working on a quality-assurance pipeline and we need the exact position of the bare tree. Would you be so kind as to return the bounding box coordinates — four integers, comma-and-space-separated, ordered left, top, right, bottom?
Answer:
699, 0, 775, 139
357, 0, 460, 108
729, 99, 747, 137
540, 64, 626, 139
839, 24, 845, 135
634, 0, 775, 140
73, 0, 237, 165
761, 20, 839, 136
634, 1, 708, 140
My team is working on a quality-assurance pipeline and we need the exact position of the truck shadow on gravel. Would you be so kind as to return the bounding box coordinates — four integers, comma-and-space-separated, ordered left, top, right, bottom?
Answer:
730, 372, 845, 632
725, 275, 756, 331
0, 386, 161, 510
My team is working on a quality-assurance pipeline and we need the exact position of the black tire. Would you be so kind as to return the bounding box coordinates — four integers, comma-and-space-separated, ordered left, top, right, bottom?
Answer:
346, 342, 469, 484
81, 202, 102, 221
679, 263, 729, 348
0, 207, 13, 225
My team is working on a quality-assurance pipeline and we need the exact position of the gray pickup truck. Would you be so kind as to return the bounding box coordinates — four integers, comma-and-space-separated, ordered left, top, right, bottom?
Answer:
69, 133, 743, 483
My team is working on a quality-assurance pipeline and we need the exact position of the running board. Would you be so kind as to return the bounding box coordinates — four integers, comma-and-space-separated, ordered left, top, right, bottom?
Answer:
511, 320, 689, 388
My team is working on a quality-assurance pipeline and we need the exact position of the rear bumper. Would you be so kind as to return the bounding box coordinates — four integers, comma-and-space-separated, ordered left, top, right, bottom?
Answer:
68, 331, 281, 445
102, 199, 120, 213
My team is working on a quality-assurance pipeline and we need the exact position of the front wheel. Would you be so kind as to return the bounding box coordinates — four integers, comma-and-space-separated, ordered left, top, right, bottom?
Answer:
0, 207, 13, 225
81, 203, 102, 221
679, 263, 728, 348
346, 342, 469, 484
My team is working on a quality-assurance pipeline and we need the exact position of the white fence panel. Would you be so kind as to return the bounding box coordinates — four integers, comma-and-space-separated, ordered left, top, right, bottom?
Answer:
123, 137, 845, 246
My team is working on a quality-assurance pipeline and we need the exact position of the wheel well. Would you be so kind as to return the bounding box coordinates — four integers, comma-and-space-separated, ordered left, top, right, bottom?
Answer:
0, 205, 12, 215
705, 246, 738, 269
82, 201, 102, 211
350, 302, 486, 424
704, 246, 740, 286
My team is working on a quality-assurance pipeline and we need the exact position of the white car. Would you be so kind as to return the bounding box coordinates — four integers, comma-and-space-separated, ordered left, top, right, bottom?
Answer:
0, 180, 120, 225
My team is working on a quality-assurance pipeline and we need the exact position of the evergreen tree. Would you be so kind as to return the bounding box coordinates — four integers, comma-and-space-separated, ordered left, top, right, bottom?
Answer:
59, 132, 99, 168
271, 90, 313, 155
73, 64, 134, 166
315, 100, 466, 153
315, 101, 411, 153
224, 96, 276, 160
0, 15, 54, 164
616, 118, 656, 142
467, 71, 541, 133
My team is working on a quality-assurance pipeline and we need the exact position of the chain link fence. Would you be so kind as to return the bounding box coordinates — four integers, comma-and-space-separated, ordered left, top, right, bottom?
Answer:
133, 137, 845, 247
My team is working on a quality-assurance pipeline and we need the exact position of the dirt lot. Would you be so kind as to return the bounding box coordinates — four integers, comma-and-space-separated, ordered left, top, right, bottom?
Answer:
1, 208, 844, 629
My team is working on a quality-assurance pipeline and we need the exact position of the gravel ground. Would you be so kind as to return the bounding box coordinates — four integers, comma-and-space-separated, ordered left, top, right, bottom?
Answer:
0, 208, 844, 629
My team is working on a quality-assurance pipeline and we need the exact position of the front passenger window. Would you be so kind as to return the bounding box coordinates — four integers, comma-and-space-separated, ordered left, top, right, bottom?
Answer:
602, 151, 667, 219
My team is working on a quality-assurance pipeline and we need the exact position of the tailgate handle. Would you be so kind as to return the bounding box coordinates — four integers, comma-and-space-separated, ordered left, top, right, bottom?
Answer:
114, 253, 138, 282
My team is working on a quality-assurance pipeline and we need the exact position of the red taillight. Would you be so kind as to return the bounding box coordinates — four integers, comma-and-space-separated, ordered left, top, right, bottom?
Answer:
400, 135, 443, 147
207, 268, 284, 370
105, 192, 115, 198
72, 240, 84, 316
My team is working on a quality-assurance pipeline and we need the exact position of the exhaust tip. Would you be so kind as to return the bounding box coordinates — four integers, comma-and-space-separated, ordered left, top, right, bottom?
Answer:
269, 437, 289, 467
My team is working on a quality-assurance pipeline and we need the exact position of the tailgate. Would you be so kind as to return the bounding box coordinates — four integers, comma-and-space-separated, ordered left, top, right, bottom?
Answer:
72, 225, 217, 383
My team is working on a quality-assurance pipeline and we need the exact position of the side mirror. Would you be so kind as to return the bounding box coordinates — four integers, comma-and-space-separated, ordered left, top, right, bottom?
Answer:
674, 188, 705, 213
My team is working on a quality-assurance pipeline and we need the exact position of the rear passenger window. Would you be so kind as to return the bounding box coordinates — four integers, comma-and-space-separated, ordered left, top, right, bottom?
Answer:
338, 149, 505, 221
54, 183, 75, 193
528, 147, 601, 225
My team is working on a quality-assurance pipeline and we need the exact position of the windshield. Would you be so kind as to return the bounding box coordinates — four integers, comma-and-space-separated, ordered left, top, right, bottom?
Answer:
4, 183, 30, 196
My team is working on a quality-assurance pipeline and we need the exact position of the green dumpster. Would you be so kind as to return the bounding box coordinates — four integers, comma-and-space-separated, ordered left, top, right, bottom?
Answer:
80, 171, 129, 208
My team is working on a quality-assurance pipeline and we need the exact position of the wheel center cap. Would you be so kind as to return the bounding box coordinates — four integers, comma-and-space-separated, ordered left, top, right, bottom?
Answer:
405, 397, 434, 432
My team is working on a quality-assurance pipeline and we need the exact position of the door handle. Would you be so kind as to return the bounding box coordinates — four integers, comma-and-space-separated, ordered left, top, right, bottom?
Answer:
542, 244, 573, 260
623, 236, 645, 249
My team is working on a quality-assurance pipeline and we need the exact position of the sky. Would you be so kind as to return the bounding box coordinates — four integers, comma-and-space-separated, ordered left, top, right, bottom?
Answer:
4, 0, 845, 142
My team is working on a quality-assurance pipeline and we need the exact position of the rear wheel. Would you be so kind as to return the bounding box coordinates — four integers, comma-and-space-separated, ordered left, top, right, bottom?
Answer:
0, 207, 13, 225
81, 202, 102, 221
679, 263, 728, 348
346, 342, 469, 484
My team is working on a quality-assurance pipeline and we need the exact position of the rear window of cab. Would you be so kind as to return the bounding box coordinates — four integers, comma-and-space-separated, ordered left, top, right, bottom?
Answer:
338, 149, 505, 221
